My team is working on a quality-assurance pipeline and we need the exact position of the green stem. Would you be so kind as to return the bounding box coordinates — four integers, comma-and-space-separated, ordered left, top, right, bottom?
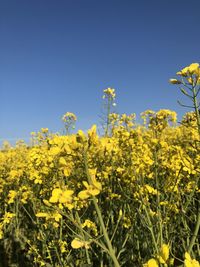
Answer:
105, 98, 111, 136
187, 86, 200, 253
83, 149, 120, 267
154, 149, 163, 247
92, 197, 120, 267
192, 87, 200, 134
188, 208, 200, 253
75, 211, 91, 265
143, 203, 159, 254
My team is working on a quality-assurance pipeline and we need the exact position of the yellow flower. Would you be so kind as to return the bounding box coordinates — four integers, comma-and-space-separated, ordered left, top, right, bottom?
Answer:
169, 78, 181, 84
103, 87, 116, 99
78, 180, 102, 200
7, 190, 17, 204
59, 240, 67, 253
62, 112, 77, 122
52, 212, 62, 222
177, 66, 189, 76
143, 258, 159, 267
0, 226, 3, 239
36, 212, 49, 218
158, 244, 170, 264
76, 130, 87, 143
187, 77, 193, 84
49, 188, 63, 203
43, 199, 52, 207
144, 185, 158, 195
21, 191, 30, 204
71, 238, 90, 249
2, 212, 15, 224
176, 63, 199, 77
49, 188, 74, 209
184, 252, 200, 267
59, 157, 67, 166
188, 63, 199, 74
81, 219, 98, 236
59, 190, 74, 204
41, 128, 49, 134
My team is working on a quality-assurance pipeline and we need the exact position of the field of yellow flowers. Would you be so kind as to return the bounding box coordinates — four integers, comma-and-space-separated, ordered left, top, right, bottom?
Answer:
0, 63, 200, 267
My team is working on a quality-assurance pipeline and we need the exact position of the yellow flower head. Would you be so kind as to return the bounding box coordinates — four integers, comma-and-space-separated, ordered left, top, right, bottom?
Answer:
176, 63, 199, 77
184, 252, 200, 267
169, 78, 181, 84
62, 112, 77, 122
36, 212, 49, 218
49, 188, 74, 207
7, 190, 17, 204
2, 212, 15, 224
143, 258, 159, 267
71, 238, 90, 249
188, 63, 199, 74
78, 180, 102, 200
49, 188, 63, 203
41, 128, 49, 134
158, 244, 170, 264
103, 87, 116, 99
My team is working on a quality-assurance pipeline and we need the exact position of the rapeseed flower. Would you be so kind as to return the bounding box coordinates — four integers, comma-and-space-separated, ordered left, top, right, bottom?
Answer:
184, 252, 200, 267
78, 180, 102, 200
49, 188, 74, 209
143, 258, 159, 267
71, 238, 90, 249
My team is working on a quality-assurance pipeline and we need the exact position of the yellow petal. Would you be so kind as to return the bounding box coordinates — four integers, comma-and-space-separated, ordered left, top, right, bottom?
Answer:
59, 190, 73, 203
63, 168, 71, 176
184, 253, 200, 267
160, 244, 170, 262
36, 212, 48, 218
78, 190, 90, 200
43, 199, 52, 207
169, 78, 181, 84
188, 63, 199, 74
49, 188, 62, 203
184, 259, 193, 267
83, 181, 89, 189
185, 252, 192, 261
181, 66, 189, 76
59, 157, 67, 166
147, 258, 159, 267
53, 212, 62, 222
76, 130, 87, 143
157, 256, 165, 264
71, 238, 90, 249
176, 71, 182, 75
192, 259, 200, 267
92, 180, 102, 191
65, 203, 74, 210
71, 238, 84, 249
88, 125, 97, 138
88, 188, 100, 196
187, 77, 193, 84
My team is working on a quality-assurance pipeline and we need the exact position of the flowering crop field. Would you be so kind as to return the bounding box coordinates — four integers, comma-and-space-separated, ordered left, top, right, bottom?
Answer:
0, 63, 200, 267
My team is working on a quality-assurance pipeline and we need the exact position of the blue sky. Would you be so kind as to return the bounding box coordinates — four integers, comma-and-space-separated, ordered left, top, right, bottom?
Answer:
1, 0, 200, 143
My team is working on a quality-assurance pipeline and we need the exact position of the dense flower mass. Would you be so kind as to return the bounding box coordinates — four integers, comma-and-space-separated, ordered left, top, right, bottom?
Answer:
0, 110, 199, 266
0, 77, 200, 266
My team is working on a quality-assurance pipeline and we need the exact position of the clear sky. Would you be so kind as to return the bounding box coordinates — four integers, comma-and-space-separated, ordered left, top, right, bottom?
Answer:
1, 0, 200, 143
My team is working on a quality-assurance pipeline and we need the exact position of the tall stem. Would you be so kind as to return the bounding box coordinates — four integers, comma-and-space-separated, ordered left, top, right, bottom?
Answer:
187, 86, 200, 253
192, 87, 200, 134
83, 149, 120, 267
105, 98, 111, 137
92, 197, 120, 267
